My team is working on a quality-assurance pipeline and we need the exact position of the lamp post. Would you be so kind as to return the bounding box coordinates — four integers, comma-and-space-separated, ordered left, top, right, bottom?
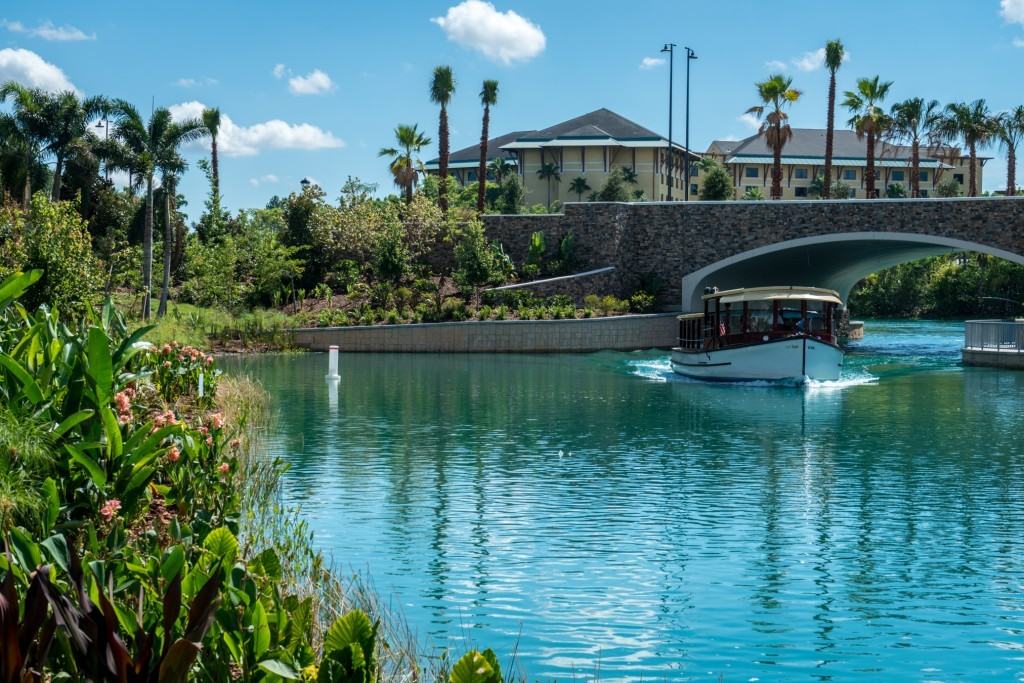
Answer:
95, 118, 109, 182
661, 43, 675, 201
300, 177, 312, 191
684, 46, 697, 202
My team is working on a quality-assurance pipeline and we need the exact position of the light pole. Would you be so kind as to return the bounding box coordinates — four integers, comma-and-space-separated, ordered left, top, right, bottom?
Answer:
661, 43, 675, 201
95, 118, 109, 182
684, 46, 697, 202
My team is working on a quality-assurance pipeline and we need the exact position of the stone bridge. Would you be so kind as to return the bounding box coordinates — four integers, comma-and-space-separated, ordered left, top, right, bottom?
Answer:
482, 198, 1024, 311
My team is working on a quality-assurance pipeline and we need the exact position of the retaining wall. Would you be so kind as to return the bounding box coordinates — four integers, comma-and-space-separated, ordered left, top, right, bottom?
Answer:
290, 313, 678, 353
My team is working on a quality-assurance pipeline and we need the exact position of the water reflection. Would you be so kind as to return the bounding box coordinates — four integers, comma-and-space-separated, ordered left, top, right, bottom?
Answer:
223, 328, 1024, 682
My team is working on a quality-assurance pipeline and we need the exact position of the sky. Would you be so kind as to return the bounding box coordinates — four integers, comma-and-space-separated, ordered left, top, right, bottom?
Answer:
2, 0, 1024, 218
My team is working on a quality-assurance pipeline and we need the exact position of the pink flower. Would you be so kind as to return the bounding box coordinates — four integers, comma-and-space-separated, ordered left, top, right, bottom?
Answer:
209, 413, 224, 430
199, 426, 209, 436
218, 462, 230, 474
205, 436, 214, 447
117, 412, 131, 426
153, 414, 166, 428
229, 438, 241, 449
162, 360, 172, 368
163, 410, 177, 426
99, 499, 121, 521
167, 446, 180, 462
177, 355, 185, 362
114, 390, 132, 413
205, 356, 214, 366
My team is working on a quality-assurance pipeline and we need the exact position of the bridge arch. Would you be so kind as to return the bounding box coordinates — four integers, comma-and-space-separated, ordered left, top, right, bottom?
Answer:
679, 232, 1024, 312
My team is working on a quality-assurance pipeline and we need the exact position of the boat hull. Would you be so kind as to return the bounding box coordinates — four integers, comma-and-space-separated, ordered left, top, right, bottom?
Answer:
671, 336, 843, 383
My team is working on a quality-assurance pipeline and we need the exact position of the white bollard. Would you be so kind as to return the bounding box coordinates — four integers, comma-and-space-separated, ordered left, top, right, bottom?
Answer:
198, 371, 205, 398
326, 345, 340, 380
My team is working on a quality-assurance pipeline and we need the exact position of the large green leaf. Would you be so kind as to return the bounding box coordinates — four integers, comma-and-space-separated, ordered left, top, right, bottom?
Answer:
0, 269, 41, 310
203, 527, 238, 565
41, 477, 59, 533
450, 650, 503, 683
53, 409, 94, 438
40, 534, 70, 575
86, 326, 113, 406
258, 660, 300, 679
251, 600, 271, 658
100, 406, 123, 460
323, 609, 375, 655
65, 443, 107, 487
0, 352, 44, 404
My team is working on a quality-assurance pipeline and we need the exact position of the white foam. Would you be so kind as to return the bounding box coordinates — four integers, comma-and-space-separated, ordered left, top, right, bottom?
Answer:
628, 356, 878, 390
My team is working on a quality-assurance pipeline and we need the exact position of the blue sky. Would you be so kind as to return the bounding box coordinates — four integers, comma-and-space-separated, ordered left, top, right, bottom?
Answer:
3, 0, 1024, 217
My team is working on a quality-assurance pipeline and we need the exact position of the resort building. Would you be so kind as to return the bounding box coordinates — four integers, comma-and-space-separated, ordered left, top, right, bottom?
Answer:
702, 129, 985, 199
425, 108, 700, 204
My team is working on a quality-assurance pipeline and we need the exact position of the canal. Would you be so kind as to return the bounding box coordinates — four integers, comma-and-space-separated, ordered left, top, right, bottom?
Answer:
223, 321, 1024, 682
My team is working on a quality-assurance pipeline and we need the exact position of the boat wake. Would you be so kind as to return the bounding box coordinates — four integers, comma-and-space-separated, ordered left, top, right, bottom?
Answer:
627, 356, 877, 389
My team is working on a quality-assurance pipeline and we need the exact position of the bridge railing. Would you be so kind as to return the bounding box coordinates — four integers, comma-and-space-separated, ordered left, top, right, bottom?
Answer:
964, 320, 1024, 353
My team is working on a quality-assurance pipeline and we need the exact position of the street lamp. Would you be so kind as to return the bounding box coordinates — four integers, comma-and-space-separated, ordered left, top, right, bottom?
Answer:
661, 43, 675, 201
300, 177, 312, 190
684, 47, 697, 202
96, 118, 109, 181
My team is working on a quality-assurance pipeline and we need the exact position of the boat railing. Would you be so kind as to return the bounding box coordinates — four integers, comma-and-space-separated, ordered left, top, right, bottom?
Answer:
964, 319, 1024, 353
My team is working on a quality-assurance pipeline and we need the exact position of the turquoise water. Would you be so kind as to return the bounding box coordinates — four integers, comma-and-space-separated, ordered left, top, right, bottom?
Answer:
224, 321, 1024, 682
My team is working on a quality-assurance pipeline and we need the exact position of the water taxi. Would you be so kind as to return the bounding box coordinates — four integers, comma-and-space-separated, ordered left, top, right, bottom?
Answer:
671, 286, 844, 383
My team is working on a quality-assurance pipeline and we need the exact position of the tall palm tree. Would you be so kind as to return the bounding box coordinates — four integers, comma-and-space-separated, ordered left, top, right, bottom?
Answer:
843, 76, 893, 198
157, 154, 186, 317
378, 123, 431, 204
746, 74, 801, 199
476, 80, 498, 214
536, 162, 561, 209
0, 115, 48, 205
430, 65, 456, 213
887, 97, 941, 198
40, 90, 107, 200
201, 107, 222, 195
996, 106, 1024, 196
822, 39, 845, 199
0, 82, 49, 208
569, 176, 591, 201
937, 100, 997, 197
110, 101, 207, 320
488, 157, 511, 185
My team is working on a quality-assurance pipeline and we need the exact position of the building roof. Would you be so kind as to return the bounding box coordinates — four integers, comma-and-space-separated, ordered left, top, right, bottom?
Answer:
500, 108, 699, 156
424, 130, 529, 170
708, 128, 988, 163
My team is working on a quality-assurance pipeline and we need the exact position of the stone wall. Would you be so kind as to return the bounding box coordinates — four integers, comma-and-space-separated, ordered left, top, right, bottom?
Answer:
291, 313, 678, 353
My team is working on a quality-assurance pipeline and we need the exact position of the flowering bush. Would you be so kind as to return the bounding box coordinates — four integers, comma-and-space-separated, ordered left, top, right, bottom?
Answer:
152, 340, 220, 405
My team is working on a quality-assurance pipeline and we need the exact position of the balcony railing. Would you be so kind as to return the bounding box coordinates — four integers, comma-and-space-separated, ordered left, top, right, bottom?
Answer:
964, 319, 1024, 353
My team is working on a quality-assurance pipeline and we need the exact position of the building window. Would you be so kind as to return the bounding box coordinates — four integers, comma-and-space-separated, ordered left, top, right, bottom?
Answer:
919, 171, 929, 182
689, 164, 699, 177
690, 184, 698, 195
794, 187, 808, 197
794, 168, 808, 179
843, 170, 856, 180
919, 189, 929, 197
892, 170, 905, 182
745, 167, 759, 178
467, 171, 477, 181
954, 173, 964, 184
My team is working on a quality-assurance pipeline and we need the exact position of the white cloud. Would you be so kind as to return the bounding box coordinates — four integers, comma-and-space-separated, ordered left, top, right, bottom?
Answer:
765, 59, 787, 71
1002, 0, 1024, 23
738, 112, 760, 130
766, 47, 848, 73
2, 19, 94, 41
639, 56, 665, 70
175, 76, 218, 87
249, 174, 279, 187
168, 101, 345, 157
0, 48, 78, 93
272, 63, 286, 79
1014, 36, 1024, 47
431, 0, 545, 64
288, 68, 334, 95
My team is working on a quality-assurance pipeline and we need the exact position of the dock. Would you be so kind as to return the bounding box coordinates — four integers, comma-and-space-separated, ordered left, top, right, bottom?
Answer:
962, 319, 1024, 369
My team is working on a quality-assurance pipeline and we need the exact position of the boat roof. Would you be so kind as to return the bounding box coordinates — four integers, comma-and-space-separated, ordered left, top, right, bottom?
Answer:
703, 286, 843, 305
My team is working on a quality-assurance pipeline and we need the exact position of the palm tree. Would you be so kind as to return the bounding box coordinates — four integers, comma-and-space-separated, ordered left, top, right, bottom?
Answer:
488, 157, 511, 185
569, 176, 591, 201
378, 123, 431, 204
157, 154, 186, 317
620, 167, 639, 185
110, 100, 207, 320
843, 76, 893, 198
937, 100, 997, 197
822, 39, 845, 199
476, 80, 498, 214
996, 106, 1024, 196
0, 82, 49, 208
746, 74, 801, 199
0, 115, 48, 205
536, 162, 561, 209
888, 97, 941, 198
430, 65, 456, 213
39, 90, 107, 201
201, 107, 222, 195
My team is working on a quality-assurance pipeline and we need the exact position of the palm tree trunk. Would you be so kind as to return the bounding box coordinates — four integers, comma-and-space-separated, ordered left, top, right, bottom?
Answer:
142, 175, 153, 321
51, 154, 64, 201
823, 71, 836, 199
211, 136, 220, 195
158, 182, 173, 318
969, 142, 977, 197
477, 104, 490, 214
912, 139, 920, 198
22, 174, 30, 210
438, 104, 449, 213
771, 126, 782, 199
866, 130, 876, 198
1009, 145, 1017, 196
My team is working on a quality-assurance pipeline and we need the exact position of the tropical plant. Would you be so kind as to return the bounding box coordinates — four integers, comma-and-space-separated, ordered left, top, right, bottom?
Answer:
499, 175, 524, 214
569, 176, 591, 201
453, 220, 514, 290
888, 97, 941, 198
996, 106, 1024, 196
935, 178, 962, 197
526, 230, 545, 274
742, 186, 765, 200
476, 80, 498, 214
0, 82, 50, 209
378, 124, 431, 204
594, 168, 632, 202
885, 182, 908, 198
109, 100, 207, 320
843, 76, 893, 199
747, 74, 801, 199
822, 39, 845, 199
936, 99, 997, 197
536, 161, 561, 209
201, 106, 221, 194
620, 167, 639, 185
698, 158, 734, 200
430, 65, 456, 213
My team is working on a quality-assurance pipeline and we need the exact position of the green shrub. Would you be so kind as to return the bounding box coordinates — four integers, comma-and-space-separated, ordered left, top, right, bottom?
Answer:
698, 159, 734, 200
630, 292, 656, 313
441, 297, 467, 321
583, 294, 601, 310
453, 221, 515, 290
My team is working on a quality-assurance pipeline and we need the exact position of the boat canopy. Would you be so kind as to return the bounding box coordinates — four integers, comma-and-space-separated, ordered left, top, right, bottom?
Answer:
703, 286, 843, 306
